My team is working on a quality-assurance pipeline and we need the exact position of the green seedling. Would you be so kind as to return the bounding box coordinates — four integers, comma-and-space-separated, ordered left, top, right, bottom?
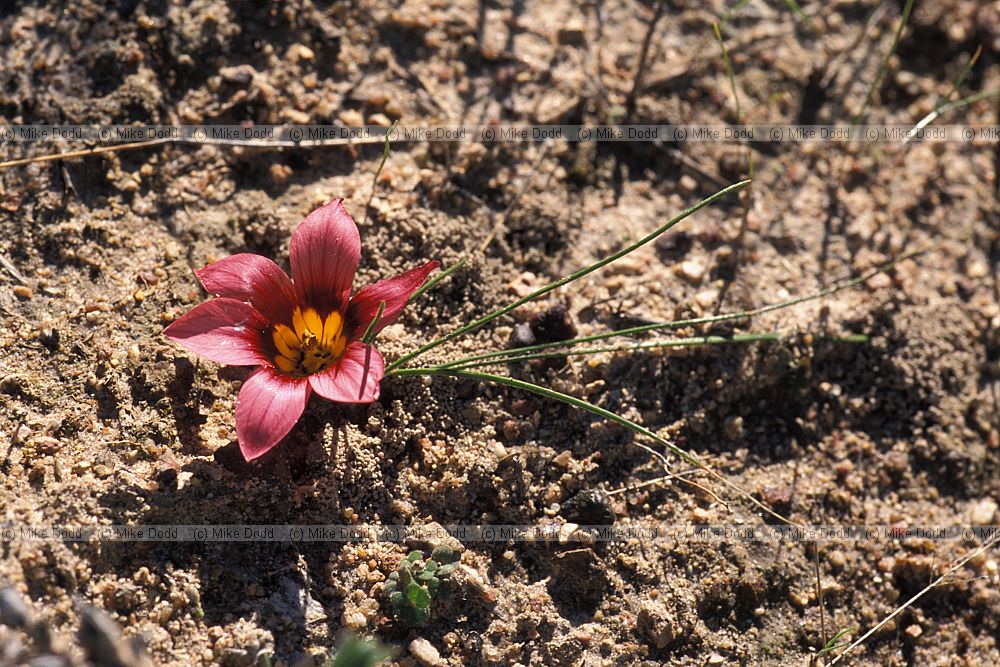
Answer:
383, 547, 460, 627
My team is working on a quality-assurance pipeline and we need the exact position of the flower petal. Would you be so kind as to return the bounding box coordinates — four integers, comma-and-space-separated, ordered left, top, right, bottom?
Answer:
290, 199, 360, 313
236, 368, 312, 460
308, 342, 385, 403
345, 260, 440, 339
163, 298, 268, 366
195, 253, 295, 324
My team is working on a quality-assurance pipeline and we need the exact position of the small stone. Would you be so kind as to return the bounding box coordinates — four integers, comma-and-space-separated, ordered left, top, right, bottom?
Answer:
219, 64, 256, 84
678, 174, 698, 195
905, 624, 922, 639
722, 415, 743, 441
509, 323, 536, 348
708, 654, 727, 665
510, 399, 537, 416
865, 272, 892, 290
655, 230, 692, 256
530, 304, 577, 343
13, 285, 32, 300
763, 486, 792, 511
338, 109, 364, 126
368, 113, 392, 127
560, 490, 615, 525
553, 450, 572, 468
404, 521, 465, 554
676, 259, 706, 284
637, 601, 681, 649
342, 610, 367, 630
694, 289, 718, 309
966, 259, 989, 279
970, 498, 998, 525
788, 590, 809, 609
289, 43, 315, 62
282, 108, 311, 125
269, 163, 293, 183
409, 637, 441, 667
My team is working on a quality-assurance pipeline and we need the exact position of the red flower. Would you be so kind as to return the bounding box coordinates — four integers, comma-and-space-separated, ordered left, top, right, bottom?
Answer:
164, 200, 438, 461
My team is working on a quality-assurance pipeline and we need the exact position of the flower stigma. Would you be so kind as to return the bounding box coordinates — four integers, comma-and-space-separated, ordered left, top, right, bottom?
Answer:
271, 307, 347, 376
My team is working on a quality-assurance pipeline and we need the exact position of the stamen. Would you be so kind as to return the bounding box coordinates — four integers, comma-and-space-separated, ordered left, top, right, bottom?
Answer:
274, 308, 348, 377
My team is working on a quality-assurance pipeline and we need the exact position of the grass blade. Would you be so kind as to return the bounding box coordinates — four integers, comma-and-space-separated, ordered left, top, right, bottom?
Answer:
408, 257, 467, 305
713, 21, 742, 122
435, 332, 868, 371
428, 250, 916, 370
392, 366, 798, 525
385, 180, 751, 373
391, 367, 703, 468
852, 0, 915, 124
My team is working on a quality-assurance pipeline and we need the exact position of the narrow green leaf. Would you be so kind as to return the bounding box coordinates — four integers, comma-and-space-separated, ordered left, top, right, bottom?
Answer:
391, 367, 703, 469
713, 21, 741, 122
408, 257, 467, 305
853, 0, 915, 124
361, 299, 386, 344
386, 180, 750, 373
410, 251, 914, 373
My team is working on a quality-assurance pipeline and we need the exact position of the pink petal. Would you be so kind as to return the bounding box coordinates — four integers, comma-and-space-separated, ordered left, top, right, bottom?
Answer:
308, 342, 385, 403
290, 199, 360, 313
345, 260, 440, 339
236, 367, 311, 461
196, 254, 295, 324
164, 298, 268, 366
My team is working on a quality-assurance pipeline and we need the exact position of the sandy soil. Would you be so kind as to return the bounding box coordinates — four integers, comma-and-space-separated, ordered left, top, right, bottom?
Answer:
1, 0, 1000, 665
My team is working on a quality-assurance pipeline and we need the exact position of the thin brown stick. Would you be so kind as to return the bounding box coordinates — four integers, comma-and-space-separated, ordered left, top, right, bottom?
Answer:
828, 533, 1000, 664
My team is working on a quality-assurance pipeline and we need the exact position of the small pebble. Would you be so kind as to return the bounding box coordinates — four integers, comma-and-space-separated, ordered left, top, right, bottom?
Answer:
676, 260, 706, 284
970, 498, 998, 525
530, 304, 577, 343
409, 637, 441, 667
509, 323, 536, 348
14, 285, 32, 300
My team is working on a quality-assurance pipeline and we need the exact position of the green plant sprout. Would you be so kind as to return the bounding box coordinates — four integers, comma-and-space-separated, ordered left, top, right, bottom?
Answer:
384, 547, 460, 627
326, 634, 393, 667
816, 625, 857, 659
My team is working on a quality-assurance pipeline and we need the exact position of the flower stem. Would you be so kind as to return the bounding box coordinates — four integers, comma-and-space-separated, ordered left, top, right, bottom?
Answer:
386, 179, 750, 373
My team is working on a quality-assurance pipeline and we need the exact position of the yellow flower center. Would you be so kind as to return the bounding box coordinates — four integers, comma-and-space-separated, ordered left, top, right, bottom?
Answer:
271, 307, 347, 376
